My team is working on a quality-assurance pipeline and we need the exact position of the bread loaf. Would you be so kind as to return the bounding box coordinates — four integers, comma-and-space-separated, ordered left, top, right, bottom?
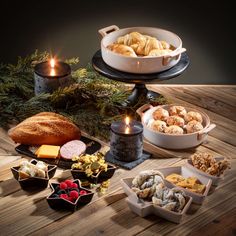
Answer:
8, 112, 81, 145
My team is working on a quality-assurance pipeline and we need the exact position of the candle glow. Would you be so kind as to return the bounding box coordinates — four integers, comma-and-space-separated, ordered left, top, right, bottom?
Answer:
50, 58, 55, 68
125, 116, 130, 126
50, 58, 56, 76
50, 68, 56, 76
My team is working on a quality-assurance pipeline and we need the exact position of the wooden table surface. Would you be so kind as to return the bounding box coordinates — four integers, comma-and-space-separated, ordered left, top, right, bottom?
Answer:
0, 86, 236, 236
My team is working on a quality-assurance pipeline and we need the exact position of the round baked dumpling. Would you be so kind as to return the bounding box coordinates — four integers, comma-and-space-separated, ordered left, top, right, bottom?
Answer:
185, 111, 203, 123
169, 106, 187, 118
147, 119, 166, 133
166, 115, 185, 127
153, 108, 169, 121
165, 125, 184, 135
186, 120, 204, 133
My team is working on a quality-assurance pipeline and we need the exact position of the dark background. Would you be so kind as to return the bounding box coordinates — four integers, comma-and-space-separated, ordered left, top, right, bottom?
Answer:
0, 1, 235, 84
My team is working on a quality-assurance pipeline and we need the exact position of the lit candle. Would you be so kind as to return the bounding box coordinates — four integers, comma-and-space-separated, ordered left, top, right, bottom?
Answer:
34, 57, 72, 95
124, 116, 130, 134
49, 58, 56, 76
109, 117, 143, 162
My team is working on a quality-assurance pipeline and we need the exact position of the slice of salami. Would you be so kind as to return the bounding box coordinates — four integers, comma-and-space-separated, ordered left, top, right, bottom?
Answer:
60, 140, 86, 160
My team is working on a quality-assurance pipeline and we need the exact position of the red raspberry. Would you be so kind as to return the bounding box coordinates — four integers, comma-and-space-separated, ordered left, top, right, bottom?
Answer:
65, 180, 74, 188
69, 190, 79, 199
67, 196, 74, 202
71, 183, 78, 188
59, 182, 68, 189
59, 194, 68, 200
79, 190, 87, 195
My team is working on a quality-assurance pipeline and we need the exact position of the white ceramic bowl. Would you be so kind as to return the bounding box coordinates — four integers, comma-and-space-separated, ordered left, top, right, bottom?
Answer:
99, 25, 186, 74
157, 166, 212, 204
136, 104, 216, 149
186, 157, 229, 186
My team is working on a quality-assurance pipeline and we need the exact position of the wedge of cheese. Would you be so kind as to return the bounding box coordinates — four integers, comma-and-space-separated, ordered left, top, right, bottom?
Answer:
36, 145, 60, 159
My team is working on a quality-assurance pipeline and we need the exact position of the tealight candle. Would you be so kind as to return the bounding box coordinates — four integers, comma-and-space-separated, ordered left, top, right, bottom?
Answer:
109, 116, 143, 162
34, 58, 72, 95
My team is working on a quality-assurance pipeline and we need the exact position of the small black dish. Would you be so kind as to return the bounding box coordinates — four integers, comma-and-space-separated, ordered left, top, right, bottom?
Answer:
11, 159, 57, 191
71, 164, 116, 184
47, 179, 94, 211
15, 136, 102, 169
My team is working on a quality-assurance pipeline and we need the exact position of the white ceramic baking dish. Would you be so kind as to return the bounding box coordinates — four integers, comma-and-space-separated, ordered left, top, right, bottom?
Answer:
99, 25, 186, 74
136, 104, 216, 149
121, 177, 192, 223
157, 166, 212, 204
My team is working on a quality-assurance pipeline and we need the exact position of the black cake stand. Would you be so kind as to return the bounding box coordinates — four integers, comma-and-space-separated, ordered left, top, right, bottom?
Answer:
92, 50, 190, 106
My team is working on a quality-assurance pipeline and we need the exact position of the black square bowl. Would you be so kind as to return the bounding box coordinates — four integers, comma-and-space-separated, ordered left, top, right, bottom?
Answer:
11, 159, 57, 191
71, 164, 116, 184
47, 179, 94, 211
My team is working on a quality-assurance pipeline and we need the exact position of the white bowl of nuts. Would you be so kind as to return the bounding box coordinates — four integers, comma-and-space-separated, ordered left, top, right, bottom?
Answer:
136, 104, 216, 149
186, 152, 231, 186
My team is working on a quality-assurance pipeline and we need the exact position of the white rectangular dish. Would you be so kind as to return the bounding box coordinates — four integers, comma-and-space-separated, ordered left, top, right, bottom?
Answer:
157, 166, 212, 204
121, 177, 192, 223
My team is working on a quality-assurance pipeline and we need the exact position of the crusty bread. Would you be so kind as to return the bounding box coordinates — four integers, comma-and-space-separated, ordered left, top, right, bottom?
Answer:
8, 112, 81, 145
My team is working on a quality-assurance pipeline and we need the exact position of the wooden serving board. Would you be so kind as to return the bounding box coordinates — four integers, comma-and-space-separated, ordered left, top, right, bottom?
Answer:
15, 136, 102, 169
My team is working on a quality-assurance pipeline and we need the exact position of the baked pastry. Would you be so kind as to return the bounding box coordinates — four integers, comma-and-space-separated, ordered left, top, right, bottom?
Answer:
165, 125, 184, 135
166, 115, 185, 127
147, 119, 166, 133
186, 120, 204, 133
169, 106, 187, 118
152, 108, 169, 121
148, 49, 172, 57
110, 32, 173, 57
185, 111, 203, 123
107, 44, 137, 57
8, 112, 81, 145
117, 32, 146, 47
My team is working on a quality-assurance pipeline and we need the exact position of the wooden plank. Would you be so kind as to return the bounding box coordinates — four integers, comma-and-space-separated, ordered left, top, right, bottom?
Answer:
155, 86, 236, 121
189, 207, 236, 236
179, 87, 236, 108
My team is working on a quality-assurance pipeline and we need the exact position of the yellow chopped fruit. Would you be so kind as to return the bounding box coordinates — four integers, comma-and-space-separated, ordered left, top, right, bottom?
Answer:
36, 145, 60, 159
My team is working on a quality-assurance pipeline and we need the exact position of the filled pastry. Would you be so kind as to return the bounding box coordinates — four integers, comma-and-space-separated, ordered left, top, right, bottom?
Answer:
152, 108, 169, 121
107, 44, 137, 57
169, 106, 187, 118
185, 111, 203, 123
165, 125, 184, 135
186, 120, 204, 133
131, 170, 186, 212
147, 119, 167, 132
107, 31, 174, 57
166, 115, 185, 127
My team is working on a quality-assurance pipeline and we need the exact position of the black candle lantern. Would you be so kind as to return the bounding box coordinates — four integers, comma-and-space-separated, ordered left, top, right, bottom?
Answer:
109, 117, 143, 162
34, 59, 72, 95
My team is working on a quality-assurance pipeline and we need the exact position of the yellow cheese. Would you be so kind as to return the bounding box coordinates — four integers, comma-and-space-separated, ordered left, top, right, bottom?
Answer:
36, 145, 60, 159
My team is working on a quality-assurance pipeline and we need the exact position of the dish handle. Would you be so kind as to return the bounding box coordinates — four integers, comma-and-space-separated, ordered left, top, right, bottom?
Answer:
98, 25, 120, 37
136, 104, 153, 118
198, 123, 216, 140
162, 48, 186, 66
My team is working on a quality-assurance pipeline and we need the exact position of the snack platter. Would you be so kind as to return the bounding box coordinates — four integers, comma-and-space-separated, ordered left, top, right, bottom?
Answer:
15, 136, 101, 169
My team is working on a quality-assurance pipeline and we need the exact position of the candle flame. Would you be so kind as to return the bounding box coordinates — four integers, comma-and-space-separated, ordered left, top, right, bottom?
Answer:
125, 127, 130, 134
125, 116, 130, 126
50, 68, 56, 76
50, 58, 55, 68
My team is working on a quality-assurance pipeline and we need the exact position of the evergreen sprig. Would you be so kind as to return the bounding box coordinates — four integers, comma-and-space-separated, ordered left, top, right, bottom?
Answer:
0, 50, 168, 140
